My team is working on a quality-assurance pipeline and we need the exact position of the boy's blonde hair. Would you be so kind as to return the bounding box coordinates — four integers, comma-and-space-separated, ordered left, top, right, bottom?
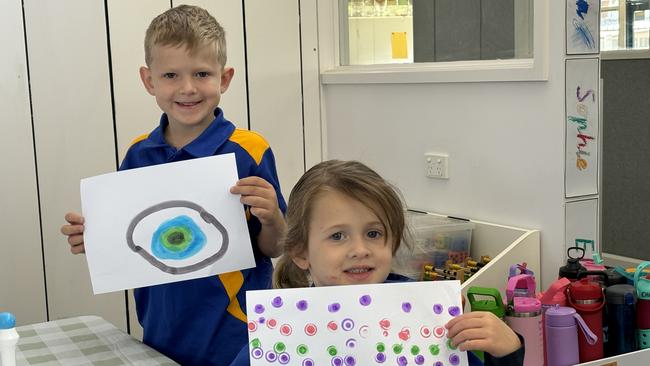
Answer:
273, 160, 408, 289
144, 5, 227, 67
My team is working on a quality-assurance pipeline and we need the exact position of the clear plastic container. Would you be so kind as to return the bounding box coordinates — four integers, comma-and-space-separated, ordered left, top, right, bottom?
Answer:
392, 211, 474, 279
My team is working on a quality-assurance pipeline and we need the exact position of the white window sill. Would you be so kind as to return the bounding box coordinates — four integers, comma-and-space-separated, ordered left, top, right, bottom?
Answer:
601, 49, 650, 60
321, 58, 548, 84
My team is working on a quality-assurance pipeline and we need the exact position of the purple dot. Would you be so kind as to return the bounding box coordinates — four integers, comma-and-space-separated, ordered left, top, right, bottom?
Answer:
297, 299, 309, 311
397, 355, 408, 366
331, 356, 343, 366
341, 318, 355, 331
251, 347, 263, 359
449, 353, 460, 366
448, 306, 461, 317
258, 317, 265, 324
402, 302, 412, 313
359, 295, 372, 306
254, 304, 265, 314
272, 296, 284, 308
278, 352, 290, 364
433, 304, 443, 314
328, 302, 341, 312
344, 355, 356, 366
435, 362, 443, 366
375, 352, 386, 363
414, 355, 425, 365
265, 350, 277, 362
303, 359, 314, 366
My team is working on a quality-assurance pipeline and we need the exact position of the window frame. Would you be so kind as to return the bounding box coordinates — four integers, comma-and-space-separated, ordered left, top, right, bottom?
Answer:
600, 0, 650, 59
318, 0, 548, 84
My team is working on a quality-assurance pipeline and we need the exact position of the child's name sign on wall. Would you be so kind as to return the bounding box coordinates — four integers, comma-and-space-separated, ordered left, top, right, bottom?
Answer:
246, 280, 468, 366
80, 154, 254, 294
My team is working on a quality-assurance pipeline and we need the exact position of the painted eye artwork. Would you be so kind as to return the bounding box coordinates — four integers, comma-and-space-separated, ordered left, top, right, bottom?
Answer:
126, 200, 228, 274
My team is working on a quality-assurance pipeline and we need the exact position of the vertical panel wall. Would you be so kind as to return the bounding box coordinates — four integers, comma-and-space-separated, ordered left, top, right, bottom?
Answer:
0, 0, 47, 326
24, 0, 126, 329
245, 0, 305, 197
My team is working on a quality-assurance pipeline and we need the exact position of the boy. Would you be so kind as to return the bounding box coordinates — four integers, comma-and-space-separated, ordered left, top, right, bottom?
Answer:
60, 5, 286, 366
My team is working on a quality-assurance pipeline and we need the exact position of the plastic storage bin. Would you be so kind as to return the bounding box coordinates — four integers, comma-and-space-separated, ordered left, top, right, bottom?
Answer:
393, 211, 475, 280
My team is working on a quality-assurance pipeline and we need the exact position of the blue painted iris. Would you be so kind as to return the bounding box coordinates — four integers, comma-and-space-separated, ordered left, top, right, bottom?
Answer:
151, 215, 206, 259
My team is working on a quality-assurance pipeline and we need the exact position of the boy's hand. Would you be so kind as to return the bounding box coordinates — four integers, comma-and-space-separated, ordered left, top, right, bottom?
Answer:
230, 177, 286, 257
60, 212, 86, 254
445, 311, 521, 358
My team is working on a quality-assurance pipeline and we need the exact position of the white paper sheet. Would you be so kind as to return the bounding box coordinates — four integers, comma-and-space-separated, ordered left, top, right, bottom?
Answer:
246, 280, 468, 366
81, 153, 254, 294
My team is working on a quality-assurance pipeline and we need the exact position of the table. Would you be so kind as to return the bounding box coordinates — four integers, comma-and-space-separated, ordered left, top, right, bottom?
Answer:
15, 316, 178, 365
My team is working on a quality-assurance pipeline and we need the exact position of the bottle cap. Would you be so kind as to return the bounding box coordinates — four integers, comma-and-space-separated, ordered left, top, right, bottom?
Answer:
558, 247, 586, 280
0, 312, 16, 329
569, 278, 603, 301
545, 305, 577, 327
605, 284, 637, 305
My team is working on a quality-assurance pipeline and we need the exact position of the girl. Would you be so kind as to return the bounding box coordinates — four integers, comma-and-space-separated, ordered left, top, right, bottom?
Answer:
272, 159, 524, 366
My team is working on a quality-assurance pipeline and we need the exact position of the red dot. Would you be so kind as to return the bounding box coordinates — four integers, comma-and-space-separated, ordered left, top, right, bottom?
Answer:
280, 324, 293, 336
248, 322, 257, 331
305, 323, 317, 336
327, 321, 338, 331
267, 319, 277, 329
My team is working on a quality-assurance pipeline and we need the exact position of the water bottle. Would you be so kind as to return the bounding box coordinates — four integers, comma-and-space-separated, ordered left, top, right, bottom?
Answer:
467, 287, 505, 361
558, 247, 586, 282
537, 277, 571, 366
634, 261, 650, 350
505, 297, 543, 366
567, 278, 604, 362
544, 306, 598, 366
604, 284, 637, 356
0, 312, 19, 366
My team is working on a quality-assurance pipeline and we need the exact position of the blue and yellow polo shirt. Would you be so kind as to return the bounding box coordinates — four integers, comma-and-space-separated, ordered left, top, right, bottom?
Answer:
120, 108, 286, 366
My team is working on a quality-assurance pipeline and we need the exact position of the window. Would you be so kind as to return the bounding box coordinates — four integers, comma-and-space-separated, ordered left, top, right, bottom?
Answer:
600, 0, 650, 52
320, 0, 546, 84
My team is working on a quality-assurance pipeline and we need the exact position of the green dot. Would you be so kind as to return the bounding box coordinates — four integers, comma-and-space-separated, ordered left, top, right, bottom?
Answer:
429, 344, 440, 356
161, 226, 192, 251
297, 344, 309, 355
274, 342, 286, 353
410, 345, 420, 355
327, 345, 337, 356
447, 338, 457, 350
392, 344, 403, 354
376, 342, 385, 352
250, 338, 261, 348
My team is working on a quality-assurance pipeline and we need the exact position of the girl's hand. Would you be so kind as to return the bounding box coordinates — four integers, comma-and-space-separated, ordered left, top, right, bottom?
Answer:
445, 311, 521, 358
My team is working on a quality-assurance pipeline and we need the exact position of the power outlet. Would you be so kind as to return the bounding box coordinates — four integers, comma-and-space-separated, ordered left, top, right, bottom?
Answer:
425, 153, 448, 179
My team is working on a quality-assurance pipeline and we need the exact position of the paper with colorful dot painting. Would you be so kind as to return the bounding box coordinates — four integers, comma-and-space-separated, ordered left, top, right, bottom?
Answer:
246, 280, 468, 366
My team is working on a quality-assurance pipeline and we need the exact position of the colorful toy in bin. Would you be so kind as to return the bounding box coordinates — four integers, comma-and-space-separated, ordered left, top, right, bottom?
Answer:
634, 261, 650, 350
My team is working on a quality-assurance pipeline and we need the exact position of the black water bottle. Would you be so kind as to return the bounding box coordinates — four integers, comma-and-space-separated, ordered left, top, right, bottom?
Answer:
559, 247, 587, 282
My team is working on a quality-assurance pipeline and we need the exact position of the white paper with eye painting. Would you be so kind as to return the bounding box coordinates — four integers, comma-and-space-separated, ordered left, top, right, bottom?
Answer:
80, 153, 254, 294
246, 280, 468, 366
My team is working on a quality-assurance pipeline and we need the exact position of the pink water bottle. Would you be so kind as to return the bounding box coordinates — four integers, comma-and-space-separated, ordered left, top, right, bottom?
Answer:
506, 297, 543, 366
544, 306, 598, 366
567, 278, 604, 362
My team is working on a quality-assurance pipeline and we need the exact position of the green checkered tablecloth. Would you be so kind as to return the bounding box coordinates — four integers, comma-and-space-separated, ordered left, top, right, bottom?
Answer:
15, 316, 178, 365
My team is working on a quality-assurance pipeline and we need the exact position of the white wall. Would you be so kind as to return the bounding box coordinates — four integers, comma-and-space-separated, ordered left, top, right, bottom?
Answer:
320, 2, 566, 288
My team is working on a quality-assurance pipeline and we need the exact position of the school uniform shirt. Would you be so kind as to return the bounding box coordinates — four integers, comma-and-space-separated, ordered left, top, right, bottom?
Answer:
120, 108, 287, 366
229, 273, 525, 366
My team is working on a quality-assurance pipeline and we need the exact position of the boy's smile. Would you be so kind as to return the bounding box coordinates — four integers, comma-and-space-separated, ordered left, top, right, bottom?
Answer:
139, 44, 234, 147
292, 190, 393, 286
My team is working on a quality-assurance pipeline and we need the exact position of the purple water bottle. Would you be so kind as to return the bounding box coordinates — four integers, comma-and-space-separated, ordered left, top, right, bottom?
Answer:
544, 305, 598, 366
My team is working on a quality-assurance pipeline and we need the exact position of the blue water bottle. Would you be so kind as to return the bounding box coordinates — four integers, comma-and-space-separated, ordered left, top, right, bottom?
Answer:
604, 284, 637, 356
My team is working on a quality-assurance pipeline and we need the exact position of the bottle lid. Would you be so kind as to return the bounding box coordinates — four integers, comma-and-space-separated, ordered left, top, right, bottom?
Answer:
512, 297, 541, 314
0, 312, 16, 329
558, 247, 586, 279
545, 306, 577, 327
605, 284, 637, 305
569, 278, 603, 301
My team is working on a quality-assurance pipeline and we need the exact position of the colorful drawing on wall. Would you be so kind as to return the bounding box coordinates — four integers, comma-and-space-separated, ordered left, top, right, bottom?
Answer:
566, 0, 600, 54
565, 58, 599, 197
80, 154, 255, 294
565, 198, 599, 259
246, 281, 468, 366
